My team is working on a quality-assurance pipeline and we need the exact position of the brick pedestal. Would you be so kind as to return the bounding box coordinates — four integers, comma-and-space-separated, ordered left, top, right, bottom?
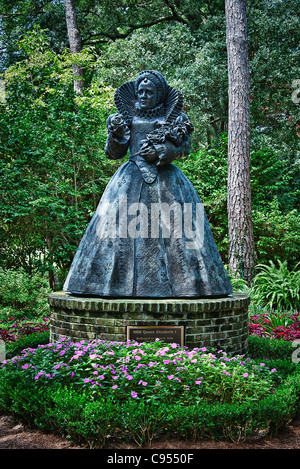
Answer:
48, 292, 250, 355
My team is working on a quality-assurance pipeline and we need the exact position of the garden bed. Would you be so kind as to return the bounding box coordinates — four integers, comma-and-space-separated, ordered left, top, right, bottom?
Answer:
1, 337, 299, 448
1, 303, 300, 449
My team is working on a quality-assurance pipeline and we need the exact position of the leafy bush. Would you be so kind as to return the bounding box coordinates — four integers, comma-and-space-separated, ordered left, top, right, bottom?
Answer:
0, 368, 299, 447
252, 260, 300, 310
0, 339, 279, 406
252, 202, 300, 270
1, 337, 299, 447
0, 318, 50, 343
248, 335, 296, 362
0, 28, 116, 277
0, 268, 51, 317
249, 308, 300, 341
4, 331, 50, 360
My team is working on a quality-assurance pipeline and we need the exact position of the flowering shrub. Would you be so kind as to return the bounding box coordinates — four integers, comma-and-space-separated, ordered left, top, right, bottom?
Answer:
0, 318, 50, 343
249, 311, 300, 341
1, 338, 278, 406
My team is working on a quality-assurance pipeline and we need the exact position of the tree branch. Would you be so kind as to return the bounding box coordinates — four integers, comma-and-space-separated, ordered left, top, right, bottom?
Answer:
82, 15, 186, 45
163, 0, 189, 25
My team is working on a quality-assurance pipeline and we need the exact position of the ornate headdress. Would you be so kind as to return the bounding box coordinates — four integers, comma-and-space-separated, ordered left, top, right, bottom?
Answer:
134, 70, 167, 105
114, 70, 184, 125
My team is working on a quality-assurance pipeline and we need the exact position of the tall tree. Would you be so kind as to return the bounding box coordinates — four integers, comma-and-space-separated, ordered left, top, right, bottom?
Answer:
225, 0, 254, 283
64, 0, 84, 93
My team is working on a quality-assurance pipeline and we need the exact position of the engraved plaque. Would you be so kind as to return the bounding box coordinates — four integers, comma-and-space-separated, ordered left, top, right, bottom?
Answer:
127, 326, 184, 346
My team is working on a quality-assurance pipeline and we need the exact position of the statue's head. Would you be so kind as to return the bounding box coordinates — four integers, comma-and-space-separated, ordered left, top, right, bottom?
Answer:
135, 70, 167, 110
114, 70, 185, 123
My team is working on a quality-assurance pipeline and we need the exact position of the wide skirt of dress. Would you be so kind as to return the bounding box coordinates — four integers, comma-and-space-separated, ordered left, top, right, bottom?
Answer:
63, 161, 233, 298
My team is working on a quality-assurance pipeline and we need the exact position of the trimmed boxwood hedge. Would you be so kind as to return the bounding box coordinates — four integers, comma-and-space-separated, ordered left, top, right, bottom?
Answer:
0, 332, 300, 447
0, 372, 299, 448
248, 334, 295, 360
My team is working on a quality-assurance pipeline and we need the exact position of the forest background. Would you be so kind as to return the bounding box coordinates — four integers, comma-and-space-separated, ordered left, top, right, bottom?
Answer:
0, 0, 299, 292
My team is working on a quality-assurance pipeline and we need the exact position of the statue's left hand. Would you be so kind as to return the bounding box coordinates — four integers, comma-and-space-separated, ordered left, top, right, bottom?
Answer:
139, 140, 158, 163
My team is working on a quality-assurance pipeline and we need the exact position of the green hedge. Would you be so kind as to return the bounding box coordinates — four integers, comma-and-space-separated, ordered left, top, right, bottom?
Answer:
0, 370, 299, 448
248, 334, 294, 360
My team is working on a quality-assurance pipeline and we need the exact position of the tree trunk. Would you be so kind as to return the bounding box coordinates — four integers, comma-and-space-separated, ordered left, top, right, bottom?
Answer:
225, 0, 254, 283
65, 0, 84, 94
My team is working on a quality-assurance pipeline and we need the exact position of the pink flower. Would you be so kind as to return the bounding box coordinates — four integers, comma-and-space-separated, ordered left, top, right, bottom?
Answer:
138, 380, 148, 386
243, 373, 249, 377
131, 391, 138, 398
112, 385, 118, 389
167, 375, 174, 380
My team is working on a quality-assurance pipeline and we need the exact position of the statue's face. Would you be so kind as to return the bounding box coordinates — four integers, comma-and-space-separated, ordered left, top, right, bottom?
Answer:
137, 79, 158, 110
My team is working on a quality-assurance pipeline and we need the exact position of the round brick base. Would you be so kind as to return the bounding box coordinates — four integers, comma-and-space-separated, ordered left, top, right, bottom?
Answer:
48, 292, 250, 355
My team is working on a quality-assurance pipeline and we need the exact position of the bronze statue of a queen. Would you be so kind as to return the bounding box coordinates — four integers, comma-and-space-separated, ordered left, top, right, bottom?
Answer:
64, 70, 232, 298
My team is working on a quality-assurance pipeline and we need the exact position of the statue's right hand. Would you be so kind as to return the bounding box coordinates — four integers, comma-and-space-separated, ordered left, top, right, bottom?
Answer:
107, 113, 126, 137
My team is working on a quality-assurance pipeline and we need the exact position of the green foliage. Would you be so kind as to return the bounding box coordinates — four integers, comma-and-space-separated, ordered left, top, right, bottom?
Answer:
0, 268, 51, 316
252, 201, 300, 269
248, 335, 295, 361
0, 356, 299, 447
176, 141, 299, 269
0, 28, 117, 278
260, 310, 298, 331
0, 339, 280, 406
252, 261, 300, 310
0, 7, 299, 280
248, 0, 300, 150
250, 148, 299, 212
5, 331, 50, 359
96, 20, 228, 145
0, 335, 300, 447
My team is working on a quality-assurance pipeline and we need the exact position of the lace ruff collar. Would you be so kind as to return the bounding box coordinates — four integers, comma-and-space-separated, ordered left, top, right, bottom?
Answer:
134, 102, 165, 118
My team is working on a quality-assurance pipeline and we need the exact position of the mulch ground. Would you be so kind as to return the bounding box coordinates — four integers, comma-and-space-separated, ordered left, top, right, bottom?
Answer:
0, 412, 300, 450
